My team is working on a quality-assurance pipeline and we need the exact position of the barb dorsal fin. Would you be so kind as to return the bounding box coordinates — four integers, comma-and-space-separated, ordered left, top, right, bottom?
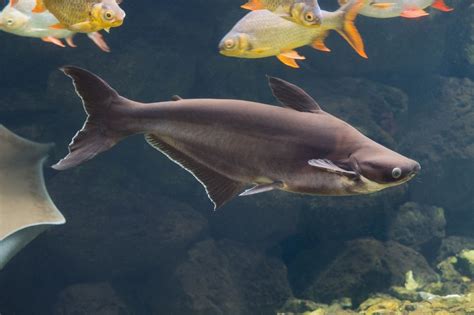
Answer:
267, 76, 321, 112
145, 134, 244, 209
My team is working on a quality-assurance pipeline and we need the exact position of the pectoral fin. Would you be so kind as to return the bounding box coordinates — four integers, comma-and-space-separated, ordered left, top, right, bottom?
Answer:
69, 21, 93, 32
241, 0, 265, 10
49, 23, 67, 30
400, 8, 429, 18
240, 181, 284, 196
308, 159, 359, 177
370, 2, 395, 8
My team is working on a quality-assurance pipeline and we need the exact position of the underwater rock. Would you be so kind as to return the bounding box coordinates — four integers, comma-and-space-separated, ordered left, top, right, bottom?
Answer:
403, 76, 474, 237
148, 239, 291, 315
303, 239, 437, 304
357, 290, 474, 315
444, 0, 474, 79
437, 236, 474, 262
456, 250, 474, 278
53, 282, 130, 315
387, 202, 446, 250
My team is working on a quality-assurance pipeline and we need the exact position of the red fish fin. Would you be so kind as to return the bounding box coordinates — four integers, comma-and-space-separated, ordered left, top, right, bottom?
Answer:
336, 0, 367, 59
49, 23, 67, 29
10, 0, 19, 7
41, 36, 65, 47
277, 54, 301, 69
400, 8, 429, 18
431, 0, 453, 12
32, 0, 46, 13
241, 0, 265, 10
312, 36, 331, 52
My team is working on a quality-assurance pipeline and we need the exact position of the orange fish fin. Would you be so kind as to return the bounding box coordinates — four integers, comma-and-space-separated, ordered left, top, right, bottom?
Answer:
32, 0, 46, 13
335, 0, 367, 59
280, 50, 306, 60
41, 36, 65, 48
431, 0, 453, 12
49, 23, 67, 29
241, 0, 265, 10
276, 54, 300, 69
311, 37, 331, 52
10, 0, 19, 7
370, 2, 395, 8
400, 8, 429, 18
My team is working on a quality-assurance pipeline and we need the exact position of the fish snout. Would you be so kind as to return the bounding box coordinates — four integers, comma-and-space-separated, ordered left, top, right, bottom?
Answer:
413, 162, 421, 174
408, 162, 421, 177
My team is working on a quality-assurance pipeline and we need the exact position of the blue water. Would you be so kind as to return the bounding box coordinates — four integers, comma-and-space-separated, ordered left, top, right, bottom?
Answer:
0, 0, 473, 314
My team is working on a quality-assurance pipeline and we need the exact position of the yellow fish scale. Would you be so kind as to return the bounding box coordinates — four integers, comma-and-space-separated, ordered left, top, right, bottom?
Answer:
44, 0, 96, 26
232, 10, 326, 58
261, 0, 295, 11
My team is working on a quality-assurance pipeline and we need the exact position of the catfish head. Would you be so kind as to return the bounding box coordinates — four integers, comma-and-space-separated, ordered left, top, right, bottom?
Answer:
349, 146, 421, 190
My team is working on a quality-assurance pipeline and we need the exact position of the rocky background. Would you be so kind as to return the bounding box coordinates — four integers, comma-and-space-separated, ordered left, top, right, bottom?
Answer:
0, 0, 474, 314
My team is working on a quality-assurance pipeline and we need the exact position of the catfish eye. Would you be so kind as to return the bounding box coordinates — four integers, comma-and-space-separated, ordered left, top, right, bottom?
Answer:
224, 39, 235, 49
392, 167, 402, 179
103, 10, 115, 20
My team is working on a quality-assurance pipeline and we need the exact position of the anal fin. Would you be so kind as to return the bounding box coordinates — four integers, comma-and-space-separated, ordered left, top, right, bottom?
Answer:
145, 134, 244, 209
400, 8, 429, 18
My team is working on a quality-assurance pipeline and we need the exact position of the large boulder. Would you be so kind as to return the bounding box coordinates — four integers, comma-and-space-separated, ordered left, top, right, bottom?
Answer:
302, 239, 438, 305
386, 202, 446, 252
402, 76, 474, 236
437, 236, 474, 263
147, 239, 292, 315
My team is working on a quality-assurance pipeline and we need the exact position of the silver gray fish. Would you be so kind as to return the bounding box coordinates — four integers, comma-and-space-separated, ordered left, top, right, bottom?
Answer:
53, 67, 420, 209
0, 125, 65, 270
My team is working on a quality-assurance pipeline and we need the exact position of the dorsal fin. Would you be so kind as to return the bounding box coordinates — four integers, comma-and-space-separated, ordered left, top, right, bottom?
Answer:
267, 76, 321, 112
171, 95, 183, 101
145, 134, 244, 210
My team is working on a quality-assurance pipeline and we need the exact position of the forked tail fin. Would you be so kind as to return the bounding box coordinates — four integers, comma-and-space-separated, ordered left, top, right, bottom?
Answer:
335, 0, 367, 59
53, 66, 127, 171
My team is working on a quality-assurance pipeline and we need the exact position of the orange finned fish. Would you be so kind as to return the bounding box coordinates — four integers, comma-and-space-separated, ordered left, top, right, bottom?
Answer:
28, 0, 125, 33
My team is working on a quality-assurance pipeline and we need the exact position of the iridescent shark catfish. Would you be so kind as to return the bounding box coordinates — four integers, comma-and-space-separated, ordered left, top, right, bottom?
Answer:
0, 125, 65, 270
53, 67, 421, 209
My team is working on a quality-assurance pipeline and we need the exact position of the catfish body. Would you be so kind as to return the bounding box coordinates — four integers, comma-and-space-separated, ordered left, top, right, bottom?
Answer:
54, 67, 420, 209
